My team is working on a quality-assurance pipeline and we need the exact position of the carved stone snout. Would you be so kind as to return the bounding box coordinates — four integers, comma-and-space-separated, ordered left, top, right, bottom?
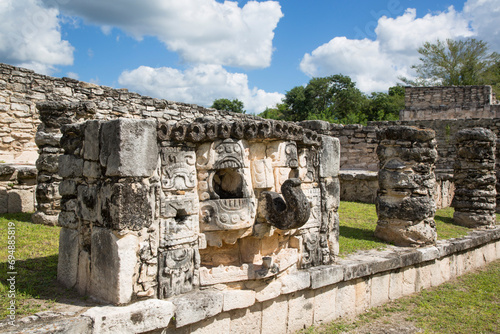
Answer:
263, 178, 311, 230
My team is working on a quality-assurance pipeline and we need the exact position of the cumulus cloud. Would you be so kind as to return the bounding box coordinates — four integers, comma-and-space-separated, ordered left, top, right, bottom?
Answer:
48, 0, 283, 69
300, 5, 492, 93
0, 0, 73, 74
118, 65, 284, 115
463, 0, 500, 50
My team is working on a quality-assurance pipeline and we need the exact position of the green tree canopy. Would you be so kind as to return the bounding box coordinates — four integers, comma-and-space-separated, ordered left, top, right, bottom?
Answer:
401, 38, 500, 89
211, 98, 245, 114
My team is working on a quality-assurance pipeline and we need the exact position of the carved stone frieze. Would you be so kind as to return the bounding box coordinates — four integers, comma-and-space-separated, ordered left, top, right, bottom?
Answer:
200, 198, 257, 231
158, 245, 200, 299
160, 147, 197, 191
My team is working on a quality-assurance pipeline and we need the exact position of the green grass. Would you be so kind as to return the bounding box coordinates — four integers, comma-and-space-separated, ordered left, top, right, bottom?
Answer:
301, 259, 500, 334
0, 213, 62, 318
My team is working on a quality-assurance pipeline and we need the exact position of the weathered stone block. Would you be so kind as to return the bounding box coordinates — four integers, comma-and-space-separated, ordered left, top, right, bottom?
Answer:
254, 279, 282, 302
83, 299, 175, 334
319, 136, 340, 178
370, 273, 390, 307
309, 265, 343, 289
228, 304, 262, 334
223, 290, 256, 312
57, 228, 79, 288
261, 295, 288, 334
190, 313, 231, 334
313, 284, 337, 325
76, 250, 90, 296
90, 228, 138, 304
7, 188, 34, 213
58, 155, 83, 178
335, 281, 356, 319
280, 270, 310, 294
100, 119, 158, 177
388, 270, 403, 300
287, 290, 314, 333
83, 120, 100, 161
172, 290, 224, 328
99, 181, 153, 231
402, 266, 417, 296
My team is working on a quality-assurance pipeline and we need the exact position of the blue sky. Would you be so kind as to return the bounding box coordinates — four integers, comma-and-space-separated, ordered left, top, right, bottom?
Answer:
0, 0, 498, 114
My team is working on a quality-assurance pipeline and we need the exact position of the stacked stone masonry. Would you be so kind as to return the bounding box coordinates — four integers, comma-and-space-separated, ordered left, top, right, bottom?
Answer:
375, 126, 438, 247
401, 86, 500, 121
57, 116, 341, 305
0, 163, 36, 213
453, 128, 497, 227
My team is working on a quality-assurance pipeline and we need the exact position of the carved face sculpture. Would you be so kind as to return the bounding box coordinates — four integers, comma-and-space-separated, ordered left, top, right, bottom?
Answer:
197, 139, 256, 231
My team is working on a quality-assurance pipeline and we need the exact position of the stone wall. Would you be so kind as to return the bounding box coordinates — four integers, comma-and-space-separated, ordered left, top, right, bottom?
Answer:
401, 86, 500, 121
0, 62, 254, 163
0, 163, 36, 213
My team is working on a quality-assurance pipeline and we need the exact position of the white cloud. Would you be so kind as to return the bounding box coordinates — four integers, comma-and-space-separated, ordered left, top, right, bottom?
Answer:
66, 72, 79, 80
49, 0, 283, 69
300, 6, 485, 93
0, 0, 73, 74
463, 0, 500, 50
118, 65, 284, 115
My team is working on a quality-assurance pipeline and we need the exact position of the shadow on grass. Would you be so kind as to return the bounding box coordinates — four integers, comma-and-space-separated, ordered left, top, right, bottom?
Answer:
0, 255, 87, 304
0, 212, 32, 223
340, 225, 382, 243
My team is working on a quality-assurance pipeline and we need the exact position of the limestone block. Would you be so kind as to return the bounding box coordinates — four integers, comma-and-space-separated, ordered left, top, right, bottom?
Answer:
417, 246, 439, 262
7, 188, 34, 213
190, 313, 231, 334
280, 271, 310, 294
309, 265, 343, 289
320, 177, 340, 212
287, 290, 314, 333
388, 270, 403, 300
58, 155, 83, 178
402, 266, 417, 296
83, 161, 101, 179
335, 281, 356, 319
261, 295, 288, 334
83, 120, 100, 161
83, 299, 175, 334
266, 141, 298, 168
298, 147, 317, 183
59, 180, 77, 196
354, 278, 370, 316
254, 279, 282, 302
77, 184, 98, 222
313, 285, 337, 325
76, 250, 90, 296
98, 181, 153, 231
274, 167, 291, 191
370, 273, 390, 307
496, 240, 500, 260
90, 228, 139, 304
58, 211, 78, 229
417, 263, 432, 291
57, 228, 79, 288
172, 290, 223, 327
223, 290, 256, 312
36, 153, 59, 173
438, 257, 451, 283
429, 260, 443, 287
196, 139, 249, 170
473, 248, 486, 269
100, 119, 158, 177
483, 242, 496, 263
160, 216, 199, 247
251, 158, 274, 189
319, 136, 340, 178
229, 304, 262, 334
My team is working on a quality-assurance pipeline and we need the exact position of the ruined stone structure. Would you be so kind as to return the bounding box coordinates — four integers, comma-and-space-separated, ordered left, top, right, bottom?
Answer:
0, 163, 36, 213
375, 126, 438, 246
56, 113, 340, 305
453, 128, 497, 227
400, 86, 500, 121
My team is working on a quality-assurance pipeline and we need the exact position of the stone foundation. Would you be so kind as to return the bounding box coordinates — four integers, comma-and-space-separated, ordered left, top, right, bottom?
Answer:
10, 228, 500, 334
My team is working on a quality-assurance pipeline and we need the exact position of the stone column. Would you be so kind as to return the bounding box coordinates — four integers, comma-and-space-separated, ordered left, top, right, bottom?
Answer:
453, 128, 497, 227
375, 126, 438, 247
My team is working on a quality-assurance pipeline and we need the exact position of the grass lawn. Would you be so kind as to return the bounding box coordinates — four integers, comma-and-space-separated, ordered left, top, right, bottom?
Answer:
301, 259, 500, 334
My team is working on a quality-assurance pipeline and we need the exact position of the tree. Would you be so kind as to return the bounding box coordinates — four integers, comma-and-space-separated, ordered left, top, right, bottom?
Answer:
362, 85, 405, 122
211, 98, 245, 114
278, 74, 368, 123
401, 38, 500, 87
